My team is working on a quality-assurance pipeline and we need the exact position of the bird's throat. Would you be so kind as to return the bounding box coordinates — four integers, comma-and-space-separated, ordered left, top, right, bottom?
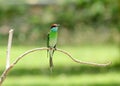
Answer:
51, 27, 58, 32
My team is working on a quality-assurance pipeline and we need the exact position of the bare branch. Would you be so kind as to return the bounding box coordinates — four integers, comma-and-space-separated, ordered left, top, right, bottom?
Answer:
0, 65, 13, 86
0, 47, 111, 85
12, 47, 49, 65
0, 47, 49, 85
56, 48, 112, 66
6, 29, 14, 69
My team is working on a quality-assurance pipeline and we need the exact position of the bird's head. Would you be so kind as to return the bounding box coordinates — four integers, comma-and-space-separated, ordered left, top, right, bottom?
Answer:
50, 24, 60, 31
51, 24, 60, 28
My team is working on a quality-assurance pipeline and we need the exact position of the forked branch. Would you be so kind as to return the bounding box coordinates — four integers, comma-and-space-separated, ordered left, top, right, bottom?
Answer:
0, 29, 111, 86
0, 47, 111, 85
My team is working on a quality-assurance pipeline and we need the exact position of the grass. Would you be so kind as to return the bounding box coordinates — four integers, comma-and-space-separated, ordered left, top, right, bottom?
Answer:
0, 44, 120, 86
3, 72, 120, 86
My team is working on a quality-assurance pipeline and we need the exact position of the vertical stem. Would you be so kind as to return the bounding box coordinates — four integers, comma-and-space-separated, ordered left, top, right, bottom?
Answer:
6, 29, 14, 69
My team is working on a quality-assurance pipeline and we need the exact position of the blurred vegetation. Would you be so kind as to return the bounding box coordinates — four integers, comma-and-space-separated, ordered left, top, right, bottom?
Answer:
0, 45, 120, 86
0, 1, 120, 85
0, 0, 119, 45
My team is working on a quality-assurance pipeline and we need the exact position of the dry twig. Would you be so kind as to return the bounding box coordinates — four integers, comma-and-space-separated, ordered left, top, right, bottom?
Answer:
6, 29, 14, 69
0, 47, 111, 85
0, 29, 111, 86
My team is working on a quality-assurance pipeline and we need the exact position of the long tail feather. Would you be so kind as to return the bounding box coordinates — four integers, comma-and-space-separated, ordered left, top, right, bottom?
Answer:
49, 49, 54, 72
49, 56, 53, 72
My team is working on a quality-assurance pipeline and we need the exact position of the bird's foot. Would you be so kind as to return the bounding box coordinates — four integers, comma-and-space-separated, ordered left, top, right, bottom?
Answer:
54, 47, 57, 50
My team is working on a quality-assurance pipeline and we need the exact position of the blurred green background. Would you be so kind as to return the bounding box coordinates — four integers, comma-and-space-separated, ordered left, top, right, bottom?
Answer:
0, 0, 120, 86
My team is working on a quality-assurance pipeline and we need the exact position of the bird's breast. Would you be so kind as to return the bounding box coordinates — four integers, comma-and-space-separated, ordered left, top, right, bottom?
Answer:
49, 32, 57, 47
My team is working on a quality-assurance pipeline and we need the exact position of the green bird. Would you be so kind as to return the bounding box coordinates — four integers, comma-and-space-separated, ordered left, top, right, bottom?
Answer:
47, 24, 59, 71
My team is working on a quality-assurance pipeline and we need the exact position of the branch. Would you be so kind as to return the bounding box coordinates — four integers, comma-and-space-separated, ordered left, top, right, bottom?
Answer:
0, 47, 48, 86
0, 47, 111, 85
6, 29, 14, 69
56, 48, 111, 66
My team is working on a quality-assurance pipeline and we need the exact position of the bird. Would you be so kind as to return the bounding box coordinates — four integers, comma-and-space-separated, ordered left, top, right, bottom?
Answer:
47, 24, 59, 72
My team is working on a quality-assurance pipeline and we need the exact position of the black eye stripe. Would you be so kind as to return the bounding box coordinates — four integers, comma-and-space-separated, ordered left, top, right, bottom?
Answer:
51, 26, 56, 28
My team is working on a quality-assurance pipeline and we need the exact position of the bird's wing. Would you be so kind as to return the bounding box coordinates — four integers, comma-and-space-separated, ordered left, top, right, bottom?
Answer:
47, 33, 49, 48
47, 33, 49, 58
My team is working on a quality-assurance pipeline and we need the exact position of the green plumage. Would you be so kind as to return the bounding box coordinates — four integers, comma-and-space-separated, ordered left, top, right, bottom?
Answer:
47, 24, 59, 72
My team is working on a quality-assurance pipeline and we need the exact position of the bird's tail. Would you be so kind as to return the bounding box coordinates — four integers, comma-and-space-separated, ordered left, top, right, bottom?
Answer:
49, 56, 53, 72
49, 49, 54, 72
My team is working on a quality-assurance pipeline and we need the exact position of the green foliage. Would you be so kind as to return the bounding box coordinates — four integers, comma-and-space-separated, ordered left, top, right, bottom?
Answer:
58, 0, 120, 27
0, 0, 119, 44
